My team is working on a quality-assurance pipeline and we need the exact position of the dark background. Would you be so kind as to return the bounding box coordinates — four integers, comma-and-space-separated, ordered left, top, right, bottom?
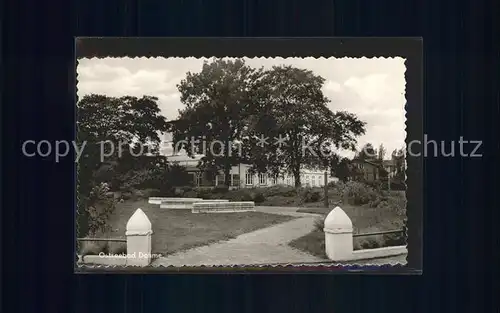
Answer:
2, 1, 499, 313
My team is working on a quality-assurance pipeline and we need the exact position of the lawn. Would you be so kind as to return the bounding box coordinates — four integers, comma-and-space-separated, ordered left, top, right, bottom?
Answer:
290, 197, 406, 258
81, 199, 295, 256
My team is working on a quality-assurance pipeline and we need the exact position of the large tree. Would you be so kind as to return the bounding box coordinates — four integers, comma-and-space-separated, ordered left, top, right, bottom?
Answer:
172, 58, 265, 187
378, 143, 386, 161
76, 94, 168, 236
242, 65, 366, 187
327, 154, 353, 183
391, 147, 406, 181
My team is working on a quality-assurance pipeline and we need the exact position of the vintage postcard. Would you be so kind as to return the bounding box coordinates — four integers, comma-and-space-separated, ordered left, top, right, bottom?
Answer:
75, 38, 422, 273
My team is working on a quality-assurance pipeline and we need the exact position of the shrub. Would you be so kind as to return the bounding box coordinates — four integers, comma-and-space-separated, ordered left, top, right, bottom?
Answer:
354, 236, 386, 250
80, 240, 107, 256
213, 185, 229, 194
79, 240, 127, 257
300, 187, 322, 203
373, 192, 407, 216
196, 188, 215, 199
107, 241, 127, 254
313, 217, 325, 232
86, 183, 117, 235
182, 190, 199, 198
341, 181, 378, 205
252, 192, 266, 203
139, 188, 160, 198
262, 185, 297, 197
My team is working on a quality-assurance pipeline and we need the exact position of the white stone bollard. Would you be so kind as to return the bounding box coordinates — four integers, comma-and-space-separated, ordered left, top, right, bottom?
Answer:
125, 208, 153, 267
324, 206, 354, 261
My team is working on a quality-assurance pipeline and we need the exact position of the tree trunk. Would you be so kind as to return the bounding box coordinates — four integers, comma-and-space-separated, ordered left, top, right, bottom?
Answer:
293, 165, 301, 188
224, 165, 231, 188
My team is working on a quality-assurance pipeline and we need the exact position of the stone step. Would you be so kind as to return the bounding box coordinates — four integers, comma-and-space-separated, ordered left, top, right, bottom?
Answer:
159, 199, 229, 209
192, 201, 256, 213
148, 197, 203, 205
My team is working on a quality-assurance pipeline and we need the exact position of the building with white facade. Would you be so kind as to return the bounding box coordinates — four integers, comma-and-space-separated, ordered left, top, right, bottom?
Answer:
160, 132, 338, 189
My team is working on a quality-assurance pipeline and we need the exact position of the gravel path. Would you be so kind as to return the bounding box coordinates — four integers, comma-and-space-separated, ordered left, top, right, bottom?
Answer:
153, 206, 324, 267
151, 206, 407, 267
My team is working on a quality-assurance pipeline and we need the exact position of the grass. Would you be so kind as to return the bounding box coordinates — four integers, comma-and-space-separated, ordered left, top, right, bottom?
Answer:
290, 202, 406, 258
289, 230, 327, 259
80, 199, 295, 256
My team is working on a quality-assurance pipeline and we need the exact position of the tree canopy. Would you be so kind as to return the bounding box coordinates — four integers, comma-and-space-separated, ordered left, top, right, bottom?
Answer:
242, 65, 366, 187
76, 94, 169, 236
172, 59, 366, 188
172, 58, 265, 186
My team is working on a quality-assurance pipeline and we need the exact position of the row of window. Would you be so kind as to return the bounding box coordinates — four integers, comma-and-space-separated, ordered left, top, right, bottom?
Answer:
190, 172, 326, 187
244, 173, 325, 186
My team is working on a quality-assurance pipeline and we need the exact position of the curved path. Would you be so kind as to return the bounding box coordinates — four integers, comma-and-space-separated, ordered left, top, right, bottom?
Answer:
153, 206, 324, 267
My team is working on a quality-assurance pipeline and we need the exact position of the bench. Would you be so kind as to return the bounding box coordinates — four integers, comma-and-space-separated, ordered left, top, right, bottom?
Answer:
192, 201, 256, 213
159, 199, 229, 209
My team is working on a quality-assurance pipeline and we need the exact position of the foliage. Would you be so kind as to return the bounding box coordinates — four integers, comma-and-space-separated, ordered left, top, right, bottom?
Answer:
391, 148, 406, 182
172, 58, 265, 186
76, 94, 169, 237
166, 163, 193, 187
340, 181, 378, 206
300, 187, 322, 203
328, 155, 353, 183
242, 66, 366, 187
85, 183, 117, 235
252, 192, 266, 203
80, 240, 127, 257
377, 143, 386, 161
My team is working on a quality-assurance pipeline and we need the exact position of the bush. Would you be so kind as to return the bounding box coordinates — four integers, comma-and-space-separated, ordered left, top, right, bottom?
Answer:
86, 183, 117, 235
213, 185, 229, 194
80, 241, 107, 256
139, 188, 160, 198
341, 181, 378, 205
261, 185, 297, 197
107, 241, 127, 254
300, 187, 322, 203
79, 240, 127, 257
252, 192, 266, 203
313, 217, 325, 232
182, 190, 199, 198
354, 236, 386, 250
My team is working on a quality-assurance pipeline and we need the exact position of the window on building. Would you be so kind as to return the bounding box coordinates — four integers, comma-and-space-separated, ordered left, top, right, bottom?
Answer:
231, 174, 240, 186
311, 175, 316, 186
245, 173, 254, 185
259, 173, 267, 185
188, 173, 196, 186
216, 174, 225, 186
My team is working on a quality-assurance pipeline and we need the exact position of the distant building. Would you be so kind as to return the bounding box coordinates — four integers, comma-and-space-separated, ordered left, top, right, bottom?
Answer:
351, 158, 401, 182
351, 159, 381, 182
160, 132, 338, 188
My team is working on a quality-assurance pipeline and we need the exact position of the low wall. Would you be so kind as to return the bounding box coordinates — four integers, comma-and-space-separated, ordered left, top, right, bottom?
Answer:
148, 197, 203, 205
324, 206, 407, 263
350, 245, 407, 261
192, 201, 255, 213
159, 199, 229, 209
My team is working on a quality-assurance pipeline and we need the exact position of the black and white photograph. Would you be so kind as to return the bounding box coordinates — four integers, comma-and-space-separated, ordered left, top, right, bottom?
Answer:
76, 46, 412, 269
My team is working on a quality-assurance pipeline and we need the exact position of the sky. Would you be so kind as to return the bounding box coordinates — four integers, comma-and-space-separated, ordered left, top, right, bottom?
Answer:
77, 57, 406, 159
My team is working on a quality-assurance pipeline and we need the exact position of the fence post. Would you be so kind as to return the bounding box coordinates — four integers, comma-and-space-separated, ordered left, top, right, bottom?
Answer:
324, 206, 353, 261
323, 171, 329, 208
125, 208, 153, 267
